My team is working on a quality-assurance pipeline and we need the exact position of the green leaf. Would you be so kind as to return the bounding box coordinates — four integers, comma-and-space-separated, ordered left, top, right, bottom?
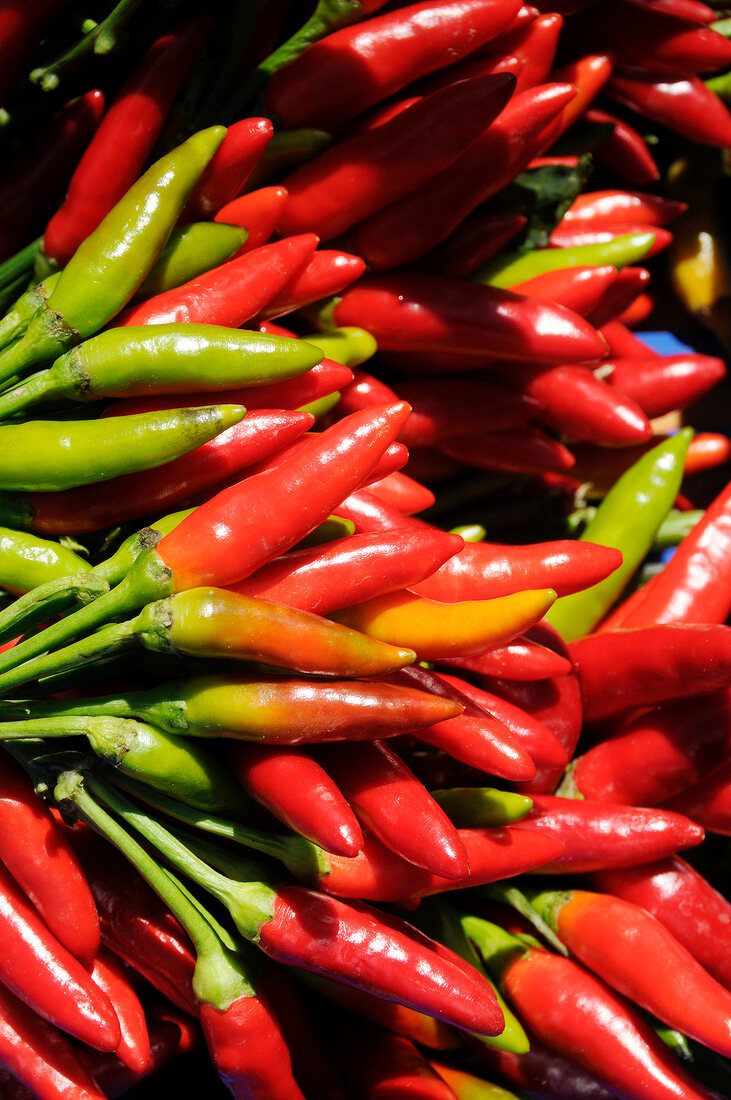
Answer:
493, 154, 594, 253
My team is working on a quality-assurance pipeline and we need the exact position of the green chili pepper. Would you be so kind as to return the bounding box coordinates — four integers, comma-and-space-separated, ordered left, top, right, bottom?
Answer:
0, 404, 245, 492
133, 222, 248, 300
302, 326, 377, 366
293, 514, 355, 549
0, 273, 62, 354
0, 527, 89, 595
473, 231, 656, 288
431, 788, 533, 828
0, 326, 321, 420
298, 390, 342, 419
546, 429, 693, 640
0, 126, 226, 383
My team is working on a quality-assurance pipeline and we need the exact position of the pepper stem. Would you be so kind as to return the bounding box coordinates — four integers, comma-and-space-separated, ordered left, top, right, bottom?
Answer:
0, 620, 137, 698
0, 571, 110, 645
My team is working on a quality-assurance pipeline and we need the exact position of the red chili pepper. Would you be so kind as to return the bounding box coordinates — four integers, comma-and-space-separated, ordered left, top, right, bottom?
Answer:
613, 289, 655, 326
441, 635, 572, 680
412, 538, 622, 602
232, 527, 463, 615
564, 689, 731, 806
278, 72, 514, 241
436, 672, 570, 771
264, 0, 523, 130
43, 20, 205, 267
366, 471, 435, 515
182, 117, 274, 221
614, 480, 731, 628
389, 664, 538, 781
0, 981, 106, 1100
332, 275, 607, 363
0, 859, 120, 1050
607, 68, 731, 147
11, 409, 314, 536
586, 107, 660, 184
514, 793, 705, 871
317, 739, 469, 879
532, 886, 731, 1058
214, 185, 289, 253
628, 0, 715, 19
549, 222, 672, 257
603, 351, 725, 418
351, 82, 576, 270
440, 426, 576, 475
117, 233, 318, 327
89, 950, 150, 1073
567, 0, 731, 72
468, 918, 721, 1100
510, 264, 620, 316
661, 761, 731, 835
422, 210, 527, 279
565, 189, 687, 226
0, 0, 70, 107
226, 743, 364, 857
587, 266, 651, 327
544, 53, 614, 142
392, 378, 540, 448
593, 856, 731, 993
331, 1016, 460, 1100
0, 89, 105, 261
67, 827, 197, 1017
491, 359, 652, 446
76, 1019, 183, 1100
0, 753, 99, 965
570, 624, 731, 720
256, 249, 366, 321
485, 11, 564, 93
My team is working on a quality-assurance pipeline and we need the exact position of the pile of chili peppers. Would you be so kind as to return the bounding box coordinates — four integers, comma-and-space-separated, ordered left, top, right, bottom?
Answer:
0, 0, 728, 1097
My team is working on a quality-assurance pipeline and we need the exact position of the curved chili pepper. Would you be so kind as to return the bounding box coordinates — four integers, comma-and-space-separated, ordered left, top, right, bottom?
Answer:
531, 886, 731, 1058
117, 232, 318, 328
465, 917, 718, 1100
548, 53, 614, 140
332, 1017, 460, 1100
0, 526, 88, 594
476, 230, 656, 287
513, 793, 705, 871
316, 739, 469, 879
277, 72, 515, 240
423, 210, 527, 279
494, 359, 652, 446
565, 189, 686, 226
227, 743, 363, 857
132, 222, 248, 300
0, 981, 106, 1100
182, 117, 274, 221
412, 537, 622, 602
257, 249, 366, 322
0, 324, 321, 420
546, 429, 692, 640
214, 185, 289, 253
351, 82, 576, 271
435, 672, 570, 771
549, 222, 672, 256
264, 0, 522, 129
89, 950, 150, 1073
43, 21, 206, 268
586, 106, 660, 183
0, 126, 226, 383
563, 689, 731, 806
442, 634, 572, 681
76, 1019, 183, 1100
367, 471, 435, 515
569, 623, 731, 720
593, 856, 731, 993
440, 426, 575, 476
486, 11, 564, 94
604, 352, 725, 418
587, 265, 651, 327
607, 68, 731, 147
332, 273, 606, 362
0, 402, 411, 684
0, 404, 244, 493
662, 761, 731, 835
510, 264, 620, 317
0, 409, 313, 536
0, 752, 99, 965
0, 89, 105, 262
333, 586, 556, 660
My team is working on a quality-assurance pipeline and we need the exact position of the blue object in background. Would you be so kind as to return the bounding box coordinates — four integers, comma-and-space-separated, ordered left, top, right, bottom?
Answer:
636, 331, 697, 357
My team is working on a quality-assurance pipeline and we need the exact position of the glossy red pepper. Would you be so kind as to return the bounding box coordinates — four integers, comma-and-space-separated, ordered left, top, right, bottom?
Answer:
43, 20, 205, 267
547, 54, 614, 141
607, 68, 731, 147
227, 742, 363, 857
532, 886, 731, 1058
117, 233, 318, 327
439, 426, 575, 475
587, 266, 651, 327
564, 689, 731, 806
510, 264, 619, 316
564, 189, 687, 226
549, 222, 673, 255
351, 82, 576, 270
662, 761, 731, 836
89, 950, 150, 1073
7, 409, 314, 536
317, 739, 469, 879
441, 634, 572, 680
603, 351, 725, 418
215, 184, 288, 253
256, 249, 366, 321
586, 107, 660, 183
277, 72, 515, 240
593, 856, 731, 993
483, 11, 564, 93
182, 117, 274, 221
367, 471, 435, 515
513, 793, 705, 871
570, 623, 731, 720
232, 527, 463, 615
264, 0, 522, 129
0, 89, 105, 261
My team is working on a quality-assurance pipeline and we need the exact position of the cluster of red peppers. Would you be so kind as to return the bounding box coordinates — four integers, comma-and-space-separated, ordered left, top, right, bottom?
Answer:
0, 0, 727, 1097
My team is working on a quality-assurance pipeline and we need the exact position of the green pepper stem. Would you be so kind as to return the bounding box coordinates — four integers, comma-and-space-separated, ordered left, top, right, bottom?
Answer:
0, 239, 41, 292
87, 776, 276, 943
0, 572, 110, 646
460, 915, 529, 984
0, 369, 62, 421
30, 0, 145, 90
0, 620, 137, 698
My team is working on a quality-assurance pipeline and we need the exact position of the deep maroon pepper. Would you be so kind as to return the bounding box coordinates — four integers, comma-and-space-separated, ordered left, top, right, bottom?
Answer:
43, 20, 205, 267
587, 106, 661, 183
469, 1035, 618, 1100
264, 0, 523, 130
392, 378, 540, 448
226, 742, 364, 857
587, 266, 651, 327
76, 1019, 183, 1100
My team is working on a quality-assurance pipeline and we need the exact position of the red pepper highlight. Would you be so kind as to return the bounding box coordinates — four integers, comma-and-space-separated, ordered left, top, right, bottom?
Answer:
214, 185, 289, 253
256, 249, 366, 321
607, 68, 731, 147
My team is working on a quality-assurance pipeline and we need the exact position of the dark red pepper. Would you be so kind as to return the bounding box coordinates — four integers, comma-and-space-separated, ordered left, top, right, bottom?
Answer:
607, 68, 731, 147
